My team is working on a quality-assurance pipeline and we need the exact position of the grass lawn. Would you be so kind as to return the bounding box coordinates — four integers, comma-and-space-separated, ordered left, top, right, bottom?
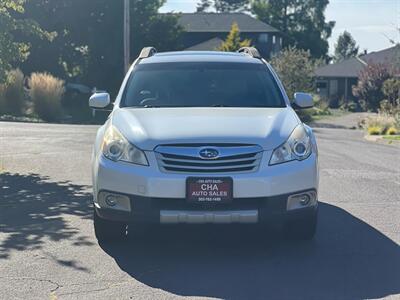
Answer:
383, 135, 400, 141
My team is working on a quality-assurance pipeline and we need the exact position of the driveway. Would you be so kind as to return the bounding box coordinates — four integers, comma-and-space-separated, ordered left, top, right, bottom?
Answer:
0, 121, 399, 300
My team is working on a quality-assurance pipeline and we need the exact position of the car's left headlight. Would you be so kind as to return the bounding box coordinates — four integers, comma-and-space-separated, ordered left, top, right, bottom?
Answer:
269, 124, 312, 165
101, 125, 149, 166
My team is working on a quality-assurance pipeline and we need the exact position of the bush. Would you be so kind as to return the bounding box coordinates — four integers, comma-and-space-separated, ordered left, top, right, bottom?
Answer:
339, 98, 359, 112
296, 95, 331, 122
28, 72, 65, 122
0, 69, 26, 115
386, 127, 398, 135
368, 126, 383, 135
352, 63, 391, 111
271, 47, 318, 99
395, 112, 400, 130
382, 78, 400, 105
365, 114, 396, 135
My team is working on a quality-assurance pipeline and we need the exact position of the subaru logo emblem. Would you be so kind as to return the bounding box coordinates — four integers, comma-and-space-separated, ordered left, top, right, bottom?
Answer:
199, 148, 219, 160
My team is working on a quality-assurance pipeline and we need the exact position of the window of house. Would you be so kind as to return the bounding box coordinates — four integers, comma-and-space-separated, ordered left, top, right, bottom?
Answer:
272, 35, 276, 44
258, 33, 268, 43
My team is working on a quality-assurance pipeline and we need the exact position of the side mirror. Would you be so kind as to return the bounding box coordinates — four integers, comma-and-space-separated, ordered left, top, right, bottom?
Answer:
89, 92, 111, 109
293, 92, 313, 109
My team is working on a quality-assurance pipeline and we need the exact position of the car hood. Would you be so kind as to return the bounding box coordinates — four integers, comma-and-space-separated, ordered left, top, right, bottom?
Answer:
111, 107, 300, 151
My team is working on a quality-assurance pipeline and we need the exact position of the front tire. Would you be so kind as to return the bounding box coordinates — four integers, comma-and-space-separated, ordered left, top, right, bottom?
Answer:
94, 210, 127, 242
284, 209, 317, 240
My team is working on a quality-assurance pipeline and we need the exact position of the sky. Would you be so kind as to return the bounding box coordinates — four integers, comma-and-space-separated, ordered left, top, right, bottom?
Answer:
160, 0, 400, 55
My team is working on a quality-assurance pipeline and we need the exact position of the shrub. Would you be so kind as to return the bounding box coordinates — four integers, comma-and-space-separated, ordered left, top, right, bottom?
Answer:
386, 127, 398, 135
271, 47, 317, 99
0, 69, 26, 115
352, 63, 392, 111
382, 78, 400, 105
395, 112, 400, 130
296, 95, 331, 122
365, 114, 395, 135
368, 126, 383, 135
28, 72, 65, 122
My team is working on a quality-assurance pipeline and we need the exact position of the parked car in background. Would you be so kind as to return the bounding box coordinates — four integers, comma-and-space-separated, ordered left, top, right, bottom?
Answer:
90, 47, 319, 242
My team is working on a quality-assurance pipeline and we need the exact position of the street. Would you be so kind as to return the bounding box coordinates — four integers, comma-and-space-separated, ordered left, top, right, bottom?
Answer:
0, 121, 399, 299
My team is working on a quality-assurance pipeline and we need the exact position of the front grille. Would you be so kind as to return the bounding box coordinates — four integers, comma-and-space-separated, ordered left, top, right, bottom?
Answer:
155, 144, 263, 174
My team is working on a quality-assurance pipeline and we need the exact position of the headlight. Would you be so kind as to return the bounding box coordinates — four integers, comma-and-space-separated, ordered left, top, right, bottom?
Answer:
102, 125, 149, 166
269, 125, 312, 165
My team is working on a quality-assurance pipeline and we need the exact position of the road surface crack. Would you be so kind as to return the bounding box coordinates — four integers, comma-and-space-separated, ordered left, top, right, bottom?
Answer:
0, 276, 62, 292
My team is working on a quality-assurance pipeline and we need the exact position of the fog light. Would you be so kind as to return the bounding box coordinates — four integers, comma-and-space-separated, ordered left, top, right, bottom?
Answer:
287, 191, 317, 211
299, 194, 310, 206
97, 191, 131, 212
105, 194, 118, 207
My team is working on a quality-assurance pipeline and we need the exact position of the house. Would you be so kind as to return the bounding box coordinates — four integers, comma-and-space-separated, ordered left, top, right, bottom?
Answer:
176, 13, 282, 59
315, 45, 400, 107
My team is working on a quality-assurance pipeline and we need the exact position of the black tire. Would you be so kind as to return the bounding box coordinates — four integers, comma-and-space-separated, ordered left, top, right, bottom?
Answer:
284, 209, 318, 240
94, 210, 127, 242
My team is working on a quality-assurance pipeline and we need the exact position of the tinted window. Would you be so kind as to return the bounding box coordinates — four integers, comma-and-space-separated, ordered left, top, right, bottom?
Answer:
121, 62, 285, 108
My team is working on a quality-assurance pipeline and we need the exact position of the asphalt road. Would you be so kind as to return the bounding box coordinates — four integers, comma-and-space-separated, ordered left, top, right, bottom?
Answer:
0, 121, 399, 300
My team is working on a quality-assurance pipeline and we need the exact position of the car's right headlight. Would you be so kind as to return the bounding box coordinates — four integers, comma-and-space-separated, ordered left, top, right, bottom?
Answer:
101, 125, 148, 166
269, 124, 312, 165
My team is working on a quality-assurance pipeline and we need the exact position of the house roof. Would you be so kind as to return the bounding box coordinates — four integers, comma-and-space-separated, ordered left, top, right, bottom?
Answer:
184, 37, 224, 51
315, 45, 400, 78
177, 13, 280, 33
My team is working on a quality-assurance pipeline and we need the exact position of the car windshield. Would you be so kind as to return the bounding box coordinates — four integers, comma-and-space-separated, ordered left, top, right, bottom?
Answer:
121, 62, 286, 108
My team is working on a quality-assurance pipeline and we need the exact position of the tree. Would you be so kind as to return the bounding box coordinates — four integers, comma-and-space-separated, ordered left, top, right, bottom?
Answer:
334, 31, 359, 62
353, 63, 392, 111
218, 22, 251, 52
0, 0, 49, 81
20, 0, 182, 95
196, 0, 249, 12
382, 78, 400, 106
197, 0, 213, 12
270, 47, 317, 98
251, 0, 335, 59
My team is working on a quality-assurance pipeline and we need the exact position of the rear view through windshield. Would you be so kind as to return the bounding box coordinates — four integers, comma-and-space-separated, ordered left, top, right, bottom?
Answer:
122, 62, 286, 108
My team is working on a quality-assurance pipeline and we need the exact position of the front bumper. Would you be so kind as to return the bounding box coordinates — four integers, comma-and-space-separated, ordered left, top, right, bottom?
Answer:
93, 151, 318, 199
93, 151, 318, 224
94, 189, 318, 224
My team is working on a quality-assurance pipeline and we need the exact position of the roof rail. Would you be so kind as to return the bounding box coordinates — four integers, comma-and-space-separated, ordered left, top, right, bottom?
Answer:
139, 47, 157, 59
237, 47, 261, 59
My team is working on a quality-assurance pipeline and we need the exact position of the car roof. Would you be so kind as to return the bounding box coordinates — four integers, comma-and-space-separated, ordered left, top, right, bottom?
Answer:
138, 51, 264, 65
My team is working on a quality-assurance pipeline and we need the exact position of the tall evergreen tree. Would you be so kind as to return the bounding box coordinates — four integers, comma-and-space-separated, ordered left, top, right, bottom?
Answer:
215, 0, 249, 12
196, 0, 249, 13
334, 31, 359, 62
251, 0, 335, 59
218, 22, 251, 51
196, 0, 213, 12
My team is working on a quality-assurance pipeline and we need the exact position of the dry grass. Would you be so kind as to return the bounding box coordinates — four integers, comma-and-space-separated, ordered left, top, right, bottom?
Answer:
0, 69, 26, 115
28, 72, 64, 122
365, 114, 396, 135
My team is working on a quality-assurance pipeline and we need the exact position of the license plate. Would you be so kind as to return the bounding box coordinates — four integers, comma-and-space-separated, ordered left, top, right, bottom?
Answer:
186, 177, 233, 203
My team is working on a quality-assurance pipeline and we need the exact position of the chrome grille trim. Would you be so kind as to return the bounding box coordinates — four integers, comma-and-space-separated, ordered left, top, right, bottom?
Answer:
155, 145, 263, 174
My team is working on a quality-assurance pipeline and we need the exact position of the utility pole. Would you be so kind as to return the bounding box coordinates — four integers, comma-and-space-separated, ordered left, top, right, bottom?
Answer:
123, 0, 130, 74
